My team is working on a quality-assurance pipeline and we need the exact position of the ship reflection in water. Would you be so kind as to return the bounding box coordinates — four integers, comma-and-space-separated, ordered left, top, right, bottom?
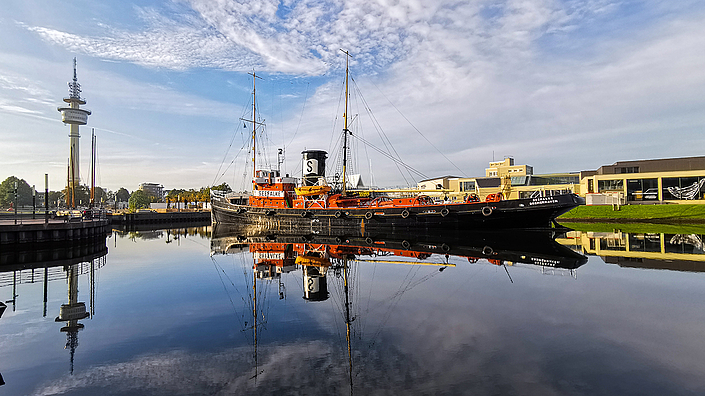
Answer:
210, 224, 589, 392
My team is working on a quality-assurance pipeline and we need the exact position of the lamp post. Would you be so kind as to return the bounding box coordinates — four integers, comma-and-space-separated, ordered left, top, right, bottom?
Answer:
32, 185, 36, 219
45, 174, 49, 224
14, 181, 18, 225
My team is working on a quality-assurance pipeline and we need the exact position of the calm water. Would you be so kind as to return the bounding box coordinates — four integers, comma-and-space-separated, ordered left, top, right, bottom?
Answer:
1, 227, 705, 395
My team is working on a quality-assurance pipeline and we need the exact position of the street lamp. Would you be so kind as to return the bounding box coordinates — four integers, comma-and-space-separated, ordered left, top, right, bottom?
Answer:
32, 185, 36, 220
14, 181, 18, 225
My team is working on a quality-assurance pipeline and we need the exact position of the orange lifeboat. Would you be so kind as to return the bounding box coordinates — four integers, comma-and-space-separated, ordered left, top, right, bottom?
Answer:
295, 185, 332, 196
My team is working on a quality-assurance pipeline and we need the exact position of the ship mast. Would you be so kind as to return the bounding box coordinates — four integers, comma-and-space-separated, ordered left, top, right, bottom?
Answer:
343, 254, 354, 394
241, 71, 263, 192
341, 49, 352, 196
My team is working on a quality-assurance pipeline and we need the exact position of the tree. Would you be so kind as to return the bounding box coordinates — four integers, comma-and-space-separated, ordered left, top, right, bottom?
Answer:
212, 182, 232, 192
62, 184, 90, 207
0, 176, 32, 207
116, 187, 130, 203
128, 190, 151, 210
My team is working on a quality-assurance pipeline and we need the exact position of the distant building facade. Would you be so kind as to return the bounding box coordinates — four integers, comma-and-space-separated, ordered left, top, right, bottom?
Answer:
138, 183, 165, 201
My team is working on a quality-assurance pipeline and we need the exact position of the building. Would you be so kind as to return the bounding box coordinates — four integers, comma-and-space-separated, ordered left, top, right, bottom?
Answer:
485, 158, 533, 178
418, 155, 705, 204
138, 183, 165, 201
581, 156, 705, 203
419, 159, 579, 201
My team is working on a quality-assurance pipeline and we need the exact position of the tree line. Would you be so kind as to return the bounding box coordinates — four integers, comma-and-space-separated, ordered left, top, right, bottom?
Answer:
0, 176, 230, 210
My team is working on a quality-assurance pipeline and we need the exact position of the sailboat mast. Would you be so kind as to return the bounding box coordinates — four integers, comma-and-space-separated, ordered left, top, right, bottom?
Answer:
341, 49, 352, 196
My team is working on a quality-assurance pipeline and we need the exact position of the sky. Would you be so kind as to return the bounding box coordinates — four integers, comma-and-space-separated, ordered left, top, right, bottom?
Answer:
1, 0, 705, 192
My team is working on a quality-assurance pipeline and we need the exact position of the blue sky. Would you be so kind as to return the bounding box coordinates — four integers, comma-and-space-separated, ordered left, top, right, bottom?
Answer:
1, 0, 704, 192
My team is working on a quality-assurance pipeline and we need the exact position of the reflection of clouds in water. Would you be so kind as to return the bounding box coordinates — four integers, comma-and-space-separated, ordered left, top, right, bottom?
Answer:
31, 341, 348, 396
30, 327, 698, 396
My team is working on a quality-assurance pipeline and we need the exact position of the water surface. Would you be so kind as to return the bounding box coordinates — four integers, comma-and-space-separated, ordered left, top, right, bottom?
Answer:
1, 227, 704, 395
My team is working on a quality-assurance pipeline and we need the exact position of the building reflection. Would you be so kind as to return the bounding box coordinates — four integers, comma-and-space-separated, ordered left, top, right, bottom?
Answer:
558, 231, 705, 272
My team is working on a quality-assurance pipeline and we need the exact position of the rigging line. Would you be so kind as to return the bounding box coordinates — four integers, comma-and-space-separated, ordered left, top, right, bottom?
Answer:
367, 266, 422, 346
361, 264, 377, 336
286, 82, 310, 149
367, 78, 467, 177
328, 74, 347, 156
212, 127, 241, 186
350, 134, 428, 179
351, 76, 411, 183
351, 77, 412, 185
210, 258, 249, 339
215, 140, 248, 184
368, 266, 443, 348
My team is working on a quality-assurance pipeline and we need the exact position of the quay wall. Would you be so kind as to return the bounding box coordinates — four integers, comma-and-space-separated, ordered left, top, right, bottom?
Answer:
109, 211, 210, 225
0, 219, 111, 245
1, 212, 210, 247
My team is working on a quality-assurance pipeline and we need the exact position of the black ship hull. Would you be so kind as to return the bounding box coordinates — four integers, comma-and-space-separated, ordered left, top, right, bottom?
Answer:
211, 193, 582, 231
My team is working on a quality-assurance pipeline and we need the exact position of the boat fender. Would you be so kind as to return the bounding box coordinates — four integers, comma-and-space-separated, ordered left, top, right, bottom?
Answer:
365, 212, 373, 219
365, 237, 374, 245
334, 211, 343, 218
481, 206, 493, 216
402, 240, 411, 249
441, 243, 450, 252
440, 208, 450, 217
300, 211, 310, 218
482, 245, 494, 256
401, 209, 410, 218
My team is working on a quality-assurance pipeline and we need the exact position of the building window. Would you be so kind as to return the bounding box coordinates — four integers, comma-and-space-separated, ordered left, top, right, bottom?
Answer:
664, 234, 705, 254
617, 167, 639, 174
460, 181, 476, 192
628, 234, 662, 252
598, 179, 624, 192
662, 177, 705, 200
627, 178, 658, 201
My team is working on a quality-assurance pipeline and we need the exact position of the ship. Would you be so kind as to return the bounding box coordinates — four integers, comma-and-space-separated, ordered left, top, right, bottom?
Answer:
211, 52, 583, 230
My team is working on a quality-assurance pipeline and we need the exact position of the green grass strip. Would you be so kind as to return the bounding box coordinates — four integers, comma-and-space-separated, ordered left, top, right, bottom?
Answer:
559, 204, 705, 221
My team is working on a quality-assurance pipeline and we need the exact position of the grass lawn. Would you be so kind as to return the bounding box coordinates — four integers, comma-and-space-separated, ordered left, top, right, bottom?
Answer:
558, 204, 705, 222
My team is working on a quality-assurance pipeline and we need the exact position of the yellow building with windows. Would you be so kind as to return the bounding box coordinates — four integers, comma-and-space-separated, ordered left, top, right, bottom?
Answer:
417, 156, 705, 204
580, 156, 705, 204
417, 158, 580, 201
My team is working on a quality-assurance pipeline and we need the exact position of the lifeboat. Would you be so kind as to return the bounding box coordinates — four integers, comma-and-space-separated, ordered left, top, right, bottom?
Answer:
295, 255, 331, 267
295, 185, 332, 196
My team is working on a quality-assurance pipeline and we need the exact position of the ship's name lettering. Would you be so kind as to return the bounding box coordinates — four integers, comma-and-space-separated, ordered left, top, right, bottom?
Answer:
253, 190, 285, 197
253, 252, 285, 260
529, 197, 559, 205
531, 258, 559, 266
